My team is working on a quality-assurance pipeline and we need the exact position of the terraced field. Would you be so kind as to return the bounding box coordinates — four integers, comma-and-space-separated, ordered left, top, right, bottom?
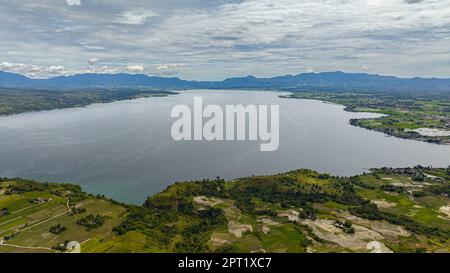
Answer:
1, 166, 449, 253
0, 180, 126, 253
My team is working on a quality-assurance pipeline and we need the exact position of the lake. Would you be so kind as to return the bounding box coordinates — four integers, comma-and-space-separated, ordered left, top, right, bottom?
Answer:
0, 90, 449, 204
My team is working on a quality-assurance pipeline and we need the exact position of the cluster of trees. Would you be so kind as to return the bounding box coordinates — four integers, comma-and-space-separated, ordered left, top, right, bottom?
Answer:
175, 208, 227, 253
113, 177, 231, 252
180, 178, 227, 198
71, 207, 87, 215
0, 88, 176, 116
52, 240, 70, 252
0, 207, 10, 216
376, 166, 443, 177
426, 184, 450, 196
114, 199, 227, 253
76, 214, 107, 230
350, 203, 450, 239
3, 179, 54, 194
334, 220, 355, 234
2, 178, 83, 197
349, 176, 376, 189
380, 184, 406, 194
413, 184, 450, 198
49, 224, 66, 235
229, 176, 364, 213
143, 178, 226, 211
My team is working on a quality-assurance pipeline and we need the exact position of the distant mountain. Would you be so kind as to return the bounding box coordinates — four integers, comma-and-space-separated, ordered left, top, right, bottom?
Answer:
0, 71, 194, 89
217, 71, 450, 91
42, 73, 193, 88
1, 70, 450, 91
0, 71, 34, 87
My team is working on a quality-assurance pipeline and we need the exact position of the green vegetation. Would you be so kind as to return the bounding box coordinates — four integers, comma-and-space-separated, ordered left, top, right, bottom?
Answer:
49, 224, 66, 235
334, 220, 355, 234
0, 178, 127, 253
282, 91, 450, 144
1, 166, 449, 253
0, 87, 177, 115
52, 240, 71, 252
76, 214, 108, 230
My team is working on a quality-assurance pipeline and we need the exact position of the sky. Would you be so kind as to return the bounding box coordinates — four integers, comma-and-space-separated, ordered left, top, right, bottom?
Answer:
0, 0, 449, 80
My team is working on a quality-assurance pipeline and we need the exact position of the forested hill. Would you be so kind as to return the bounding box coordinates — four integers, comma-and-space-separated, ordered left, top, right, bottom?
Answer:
1, 166, 449, 253
2, 70, 450, 91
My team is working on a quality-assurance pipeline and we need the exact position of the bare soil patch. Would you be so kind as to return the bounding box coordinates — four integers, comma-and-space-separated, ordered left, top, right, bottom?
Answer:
277, 209, 301, 222
372, 199, 397, 209
257, 217, 280, 234
228, 221, 253, 238
439, 206, 450, 219
193, 196, 225, 207
301, 218, 395, 252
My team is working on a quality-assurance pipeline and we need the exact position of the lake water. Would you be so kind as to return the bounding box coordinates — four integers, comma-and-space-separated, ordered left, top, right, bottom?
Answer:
0, 90, 449, 204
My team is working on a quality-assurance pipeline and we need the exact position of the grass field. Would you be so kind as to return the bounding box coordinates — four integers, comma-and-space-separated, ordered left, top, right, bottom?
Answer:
0, 180, 126, 253
1, 166, 449, 253
283, 92, 450, 144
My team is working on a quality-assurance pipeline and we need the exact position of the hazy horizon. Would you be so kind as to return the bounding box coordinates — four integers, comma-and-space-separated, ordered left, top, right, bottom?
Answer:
3, 69, 450, 81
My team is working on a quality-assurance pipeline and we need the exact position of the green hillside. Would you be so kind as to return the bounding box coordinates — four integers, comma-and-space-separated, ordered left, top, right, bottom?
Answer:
1, 166, 449, 253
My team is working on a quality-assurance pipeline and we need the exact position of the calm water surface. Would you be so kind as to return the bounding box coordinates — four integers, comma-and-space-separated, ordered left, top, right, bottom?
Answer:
0, 90, 449, 204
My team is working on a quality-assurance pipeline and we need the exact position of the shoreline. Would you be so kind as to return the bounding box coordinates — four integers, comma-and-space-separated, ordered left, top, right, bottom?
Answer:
280, 94, 450, 145
0, 165, 447, 207
3, 163, 450, 206
1, 166, 449, 253
0, 89, 178, 117
2, 88, 447, 147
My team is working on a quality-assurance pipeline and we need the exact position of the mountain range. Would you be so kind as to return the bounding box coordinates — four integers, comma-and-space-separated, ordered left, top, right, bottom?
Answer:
1, 70, 450, 92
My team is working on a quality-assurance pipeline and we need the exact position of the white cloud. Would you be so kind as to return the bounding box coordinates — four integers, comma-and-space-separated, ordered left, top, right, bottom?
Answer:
66, 0, 81, 6
1, 62, 14, 69
84, 45, 105, 50
118, 8, 157, 25
0, 62, 68, 78
0, 61, 121, 78
1, 0, 450, 78
88, 58, 99, 65
126, 65, 145, 72
156, 63, 185, 70
85, 65, 119, 74
152, 63, 186, 75
48, 65, 65, 73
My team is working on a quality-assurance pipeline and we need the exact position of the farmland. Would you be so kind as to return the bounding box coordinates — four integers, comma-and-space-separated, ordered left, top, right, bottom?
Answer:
0, 179, 126, 253
1, 166, 449, 253
282, 91, 450, 144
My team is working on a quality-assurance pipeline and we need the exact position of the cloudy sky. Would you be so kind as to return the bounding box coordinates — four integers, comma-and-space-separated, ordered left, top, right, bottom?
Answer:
0, 0, 449, 79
